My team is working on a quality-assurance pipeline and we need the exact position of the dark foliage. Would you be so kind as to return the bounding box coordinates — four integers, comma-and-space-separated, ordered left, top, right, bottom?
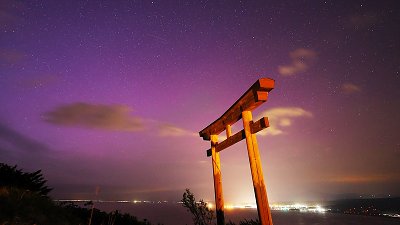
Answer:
0, 163, 153, 225
60, 201, 152, 225
238, 219, 260, 225
181, 189, 263, 225
181, 189, 214, 225
225, 220, 261, 225
0, 163, 52, 196
0, 187, 82, 225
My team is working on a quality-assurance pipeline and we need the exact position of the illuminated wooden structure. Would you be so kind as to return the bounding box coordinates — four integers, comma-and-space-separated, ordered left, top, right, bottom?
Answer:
199, 78, 275, 225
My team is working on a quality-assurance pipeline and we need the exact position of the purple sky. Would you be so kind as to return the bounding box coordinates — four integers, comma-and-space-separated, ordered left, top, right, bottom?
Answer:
1, 0, 399, 204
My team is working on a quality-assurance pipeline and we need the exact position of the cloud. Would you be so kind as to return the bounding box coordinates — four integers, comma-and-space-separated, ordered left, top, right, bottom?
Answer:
0, 0, 25, 27
341, 83, 361, 93
44, 102, 144, 131
19, 74, 58, 89
158, 124, 197, 137
278, 48, 317, 76
0, 121, 50, 154
0, 49, 25, 64
348, 13, 377, 29
0, 121, 53, 170
327, 174, 399, 184
257, 107, 312, 136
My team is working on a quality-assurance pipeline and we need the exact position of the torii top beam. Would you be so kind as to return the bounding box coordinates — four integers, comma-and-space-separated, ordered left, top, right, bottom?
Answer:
199, 78, 275, 141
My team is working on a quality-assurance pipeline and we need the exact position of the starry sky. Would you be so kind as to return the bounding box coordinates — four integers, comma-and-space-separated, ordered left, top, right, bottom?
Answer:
1, 0, 399, 204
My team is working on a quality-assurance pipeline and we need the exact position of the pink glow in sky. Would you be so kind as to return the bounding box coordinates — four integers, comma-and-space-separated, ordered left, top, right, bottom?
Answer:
0, 0, 399, 203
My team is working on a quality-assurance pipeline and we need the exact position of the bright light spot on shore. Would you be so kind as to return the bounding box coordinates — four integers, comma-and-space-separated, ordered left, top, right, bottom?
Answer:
270, 203, 327, 213
225, 204, 234, 210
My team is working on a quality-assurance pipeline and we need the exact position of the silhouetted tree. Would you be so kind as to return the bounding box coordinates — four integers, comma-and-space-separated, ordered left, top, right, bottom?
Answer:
0, 163, 76, 224
225, 219, 261, 225
0, 163, 52, 196
0, 163, 153, 225
182, 189, 214, 225
238, 219, 260, 225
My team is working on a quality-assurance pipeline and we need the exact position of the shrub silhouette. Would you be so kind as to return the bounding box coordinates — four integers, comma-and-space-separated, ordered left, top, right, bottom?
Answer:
0, 163, 52, 196
0, 163, 152, 225
182, 189, 214, 225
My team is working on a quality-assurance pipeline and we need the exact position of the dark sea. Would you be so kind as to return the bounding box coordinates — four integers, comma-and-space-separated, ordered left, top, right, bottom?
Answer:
91, 202, 400, 225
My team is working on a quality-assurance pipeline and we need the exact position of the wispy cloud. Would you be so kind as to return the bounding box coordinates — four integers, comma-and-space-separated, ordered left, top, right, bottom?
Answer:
158, 124, 197, 137
0, 121, 50, 154
257, 107, 312, 136
0, 49, 25, 64
0, 0, 25, 27
327, 174, 398, 184
43, 102, 198, 137
18, 74, 59, 89
341, 82, 361, 94
44, 102, 144, 132
0, 121, 53, 169
348, 12, 377, 30
278, 48, 317, 76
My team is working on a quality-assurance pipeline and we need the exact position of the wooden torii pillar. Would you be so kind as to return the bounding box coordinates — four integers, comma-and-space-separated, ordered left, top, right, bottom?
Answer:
199, 78, 275, 225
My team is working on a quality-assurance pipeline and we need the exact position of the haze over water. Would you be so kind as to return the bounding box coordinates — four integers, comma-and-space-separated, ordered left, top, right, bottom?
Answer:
92, 202, 400, 225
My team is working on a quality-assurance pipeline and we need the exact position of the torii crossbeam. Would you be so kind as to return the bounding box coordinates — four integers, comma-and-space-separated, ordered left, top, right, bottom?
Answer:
199, 78, 275, 225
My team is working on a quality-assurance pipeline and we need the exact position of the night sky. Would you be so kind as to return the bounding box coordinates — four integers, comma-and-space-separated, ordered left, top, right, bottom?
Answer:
1, 0, 399, 204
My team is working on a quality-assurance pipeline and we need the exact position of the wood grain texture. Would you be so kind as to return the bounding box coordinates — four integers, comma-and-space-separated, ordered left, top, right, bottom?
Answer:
199, 78, 274, 140
210, 134, 225, 225
205, 117, 269, 156
242, 111, 273, 225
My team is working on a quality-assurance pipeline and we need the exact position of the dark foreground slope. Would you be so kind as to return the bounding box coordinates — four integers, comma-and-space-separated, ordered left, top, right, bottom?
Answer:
0, 163, 152, 225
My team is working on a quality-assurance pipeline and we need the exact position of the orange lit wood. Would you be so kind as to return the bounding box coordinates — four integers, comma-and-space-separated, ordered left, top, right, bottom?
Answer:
199, 78, 275, 225
242, 111, 273, 225
251, 117, 269, 134
199, 78, 274, 140
211, 134, 225, 225
226, 125, 232, 138
206, 117, 269, 156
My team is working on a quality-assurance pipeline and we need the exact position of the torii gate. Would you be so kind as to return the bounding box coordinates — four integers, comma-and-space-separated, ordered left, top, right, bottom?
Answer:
199, 78, 275, 225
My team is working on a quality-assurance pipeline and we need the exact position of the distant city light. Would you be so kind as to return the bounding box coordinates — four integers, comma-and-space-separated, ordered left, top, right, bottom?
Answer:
205, 202, 327, 213
270, 203, 327, 213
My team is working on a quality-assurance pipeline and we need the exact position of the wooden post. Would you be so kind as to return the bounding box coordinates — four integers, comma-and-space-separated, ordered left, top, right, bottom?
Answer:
211, 134, 225, 225
226, 125, 232, 138
242, 110, 273, 225
200, 78, 275, 225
